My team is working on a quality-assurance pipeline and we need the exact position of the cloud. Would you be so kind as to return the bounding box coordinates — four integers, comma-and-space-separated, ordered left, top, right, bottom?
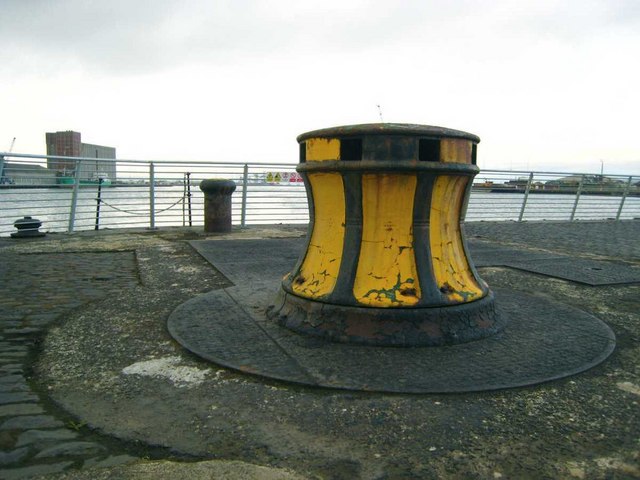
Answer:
0, 0, 491, 74
1, 0, 174, 72
2, 0, 639, 174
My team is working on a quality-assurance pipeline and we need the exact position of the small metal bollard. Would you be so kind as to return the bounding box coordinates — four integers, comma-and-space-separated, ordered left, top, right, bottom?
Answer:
11, 216, 46, 238
199, 179, 236, 233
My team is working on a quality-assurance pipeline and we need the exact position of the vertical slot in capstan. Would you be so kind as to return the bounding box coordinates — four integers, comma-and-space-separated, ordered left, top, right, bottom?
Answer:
340, 138, 363, 161
419, 139, 440, 162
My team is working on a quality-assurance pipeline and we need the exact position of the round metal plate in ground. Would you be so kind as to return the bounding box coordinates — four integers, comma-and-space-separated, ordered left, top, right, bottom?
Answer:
167, 287, 615, 393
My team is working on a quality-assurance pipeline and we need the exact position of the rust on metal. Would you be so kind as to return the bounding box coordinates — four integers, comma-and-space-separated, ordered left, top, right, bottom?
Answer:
268, 123, 503, 346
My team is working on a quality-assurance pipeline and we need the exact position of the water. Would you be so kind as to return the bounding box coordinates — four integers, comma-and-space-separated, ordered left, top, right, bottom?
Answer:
1, 185, 639, 236
467, 191, 640, 221
0, 184, 309, 235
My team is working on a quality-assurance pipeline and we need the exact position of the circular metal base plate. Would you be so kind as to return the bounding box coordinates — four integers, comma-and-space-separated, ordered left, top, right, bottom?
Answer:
168, 287, 615, 393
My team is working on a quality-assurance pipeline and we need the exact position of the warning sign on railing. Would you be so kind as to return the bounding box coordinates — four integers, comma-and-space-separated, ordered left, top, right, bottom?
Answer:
265, 172, 304, 184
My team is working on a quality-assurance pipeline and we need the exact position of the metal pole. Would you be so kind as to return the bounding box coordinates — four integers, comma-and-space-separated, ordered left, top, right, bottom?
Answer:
616, 176, 633, 221
570, 175, 585, 221
0, 155, 5, 184
68, 159, 82, 232
186, 172, 192, 227
241, 164, 249, 227
182, 173, 186, 226
94, 178, 103, 230
518, 172, 534, 222
149, 162, 156, 229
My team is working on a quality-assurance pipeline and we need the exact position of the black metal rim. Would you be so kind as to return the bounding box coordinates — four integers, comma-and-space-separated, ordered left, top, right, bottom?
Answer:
297, 160, 480, 175
297, 123, 480, 143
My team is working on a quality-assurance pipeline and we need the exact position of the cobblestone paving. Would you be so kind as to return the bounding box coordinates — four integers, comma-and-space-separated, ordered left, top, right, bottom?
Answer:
0, 251, 140, 479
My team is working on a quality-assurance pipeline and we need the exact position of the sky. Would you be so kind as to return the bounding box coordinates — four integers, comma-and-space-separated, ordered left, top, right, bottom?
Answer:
1, 0, 639, 175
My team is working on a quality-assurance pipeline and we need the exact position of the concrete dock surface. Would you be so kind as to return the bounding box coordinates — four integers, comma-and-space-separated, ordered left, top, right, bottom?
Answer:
0, 220, 639, 479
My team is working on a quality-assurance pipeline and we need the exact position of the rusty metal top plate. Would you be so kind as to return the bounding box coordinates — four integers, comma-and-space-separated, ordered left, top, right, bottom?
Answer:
297, 123, 480, 143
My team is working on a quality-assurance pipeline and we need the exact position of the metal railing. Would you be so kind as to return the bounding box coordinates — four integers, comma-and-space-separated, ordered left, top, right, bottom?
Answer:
1, 153, 639, 237
466, 170, 640, 222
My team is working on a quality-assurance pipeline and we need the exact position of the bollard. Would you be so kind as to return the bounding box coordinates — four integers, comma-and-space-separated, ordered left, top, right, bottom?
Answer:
268, 123, 503, 346
199, 179, 236, 233
11, 216, 46, 238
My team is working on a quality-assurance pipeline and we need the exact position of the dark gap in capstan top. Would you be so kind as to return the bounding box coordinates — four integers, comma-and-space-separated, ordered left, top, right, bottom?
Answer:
340, 138, 363, 161
419, 138, 440, 162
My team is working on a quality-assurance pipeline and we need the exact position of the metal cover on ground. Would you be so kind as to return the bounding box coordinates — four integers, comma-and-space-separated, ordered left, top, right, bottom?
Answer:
467, 241, 640, 286
466, 242, 561, 267
190, 237, 304, 281
175, 239, 616, 393
504, 257, 640, 286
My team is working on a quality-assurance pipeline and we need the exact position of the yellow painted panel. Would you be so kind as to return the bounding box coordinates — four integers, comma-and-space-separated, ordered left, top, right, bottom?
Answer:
429, 175, 483, 302
440, 139, 472, 164
353, 174, 421, 307
291, 172, 345, 298
306, 138, 341, 162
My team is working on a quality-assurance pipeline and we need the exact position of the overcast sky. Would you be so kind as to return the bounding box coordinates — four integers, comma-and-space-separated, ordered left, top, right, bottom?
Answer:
1, 0, 639, 174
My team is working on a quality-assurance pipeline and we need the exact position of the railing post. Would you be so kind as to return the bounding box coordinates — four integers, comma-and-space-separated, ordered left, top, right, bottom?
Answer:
94, 178, 103, 230
68, 159, 82, 232
182, 173, 187, 226
518, 172, 534, 222
570, 175, 585, 221
241, 163, 249, 228
186, 172, 192, 227
616, 176, 633, 220
149, 162, 156, 229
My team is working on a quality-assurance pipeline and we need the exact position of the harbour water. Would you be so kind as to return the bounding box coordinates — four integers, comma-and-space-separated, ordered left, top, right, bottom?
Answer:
1, 184, 639, 236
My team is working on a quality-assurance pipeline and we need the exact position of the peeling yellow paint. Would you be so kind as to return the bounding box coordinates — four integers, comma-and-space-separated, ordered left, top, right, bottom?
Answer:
429, 175, 483, 302
291, 172, 345, 298
440, 139, 472, 164
353, 174, 421, 307
306, 138, 341, 162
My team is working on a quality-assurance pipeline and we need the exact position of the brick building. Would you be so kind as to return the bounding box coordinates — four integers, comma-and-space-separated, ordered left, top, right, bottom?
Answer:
45, 131, 116, 182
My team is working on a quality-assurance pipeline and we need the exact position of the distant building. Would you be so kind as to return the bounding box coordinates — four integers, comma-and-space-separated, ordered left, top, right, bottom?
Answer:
45, 131, 116, 182
545, 175, 624, 188
0, 162, 57, 186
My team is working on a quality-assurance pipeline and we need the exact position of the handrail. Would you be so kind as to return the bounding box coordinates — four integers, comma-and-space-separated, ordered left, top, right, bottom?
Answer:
0, 153, 638, 237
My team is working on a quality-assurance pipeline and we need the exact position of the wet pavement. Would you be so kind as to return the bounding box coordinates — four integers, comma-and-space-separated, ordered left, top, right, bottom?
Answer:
0, 221, 638, 479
